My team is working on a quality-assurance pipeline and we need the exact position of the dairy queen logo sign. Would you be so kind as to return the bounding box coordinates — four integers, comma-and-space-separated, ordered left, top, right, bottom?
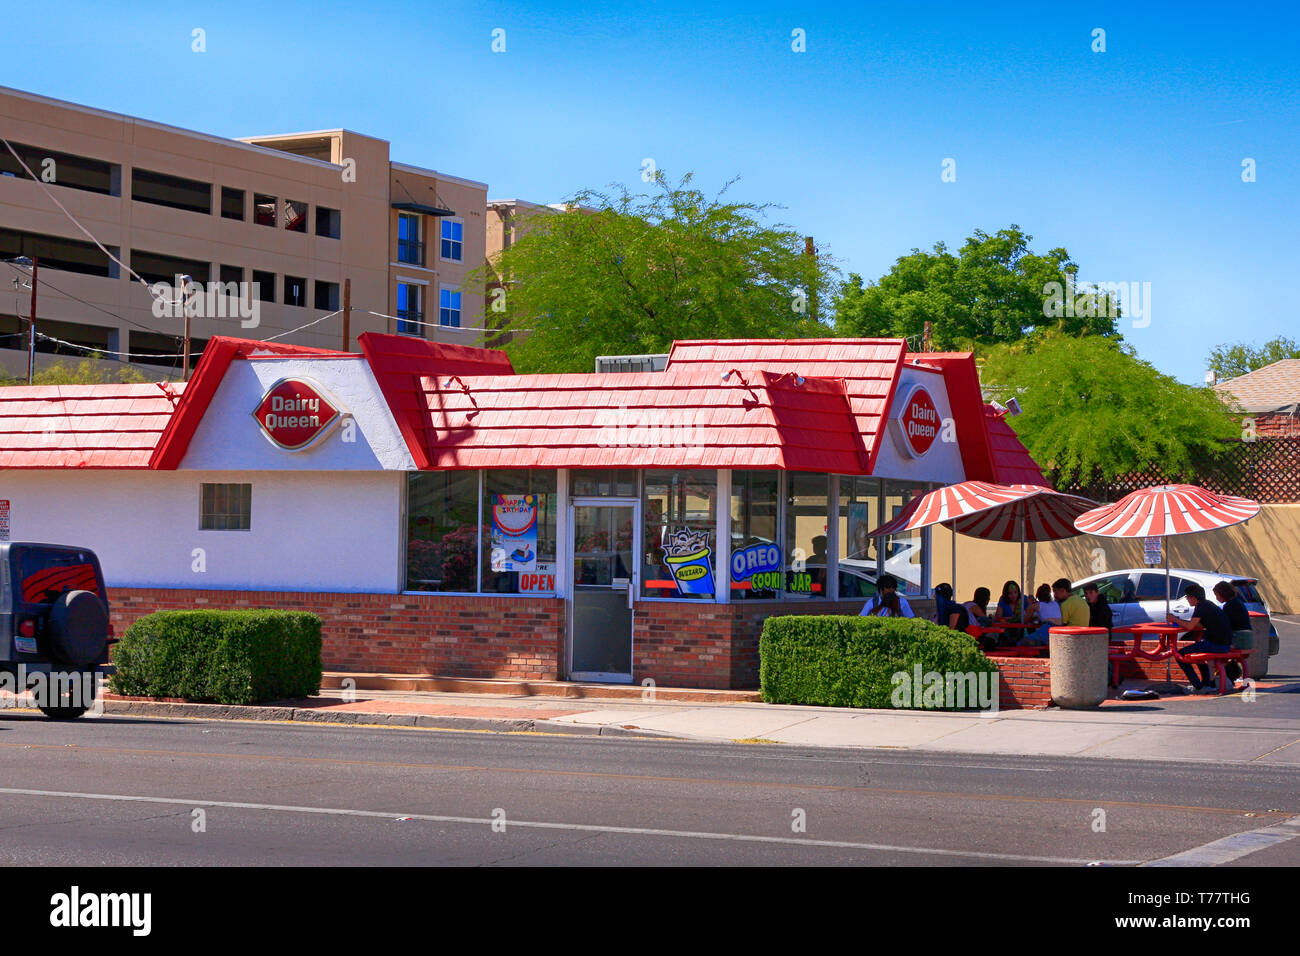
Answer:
253, 378, 343, 450
891, 384, 941, 458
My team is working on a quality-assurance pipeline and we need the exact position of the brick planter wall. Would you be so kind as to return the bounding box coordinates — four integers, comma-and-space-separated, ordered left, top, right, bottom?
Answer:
107, 588, 565, 681
985, 654, 1052, 709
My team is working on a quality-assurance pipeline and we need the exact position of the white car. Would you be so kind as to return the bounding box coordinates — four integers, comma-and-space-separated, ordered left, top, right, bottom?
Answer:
1071, 567, 1278, 657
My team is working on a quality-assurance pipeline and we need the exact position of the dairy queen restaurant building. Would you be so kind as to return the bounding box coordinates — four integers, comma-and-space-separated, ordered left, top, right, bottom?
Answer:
0, 334, 1047, 690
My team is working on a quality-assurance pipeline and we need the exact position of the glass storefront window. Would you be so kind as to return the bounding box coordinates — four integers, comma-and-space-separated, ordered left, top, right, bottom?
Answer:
406, 471, 480, 592
784, 472, 829, 599
482, 470, 559, 595
729, 471, 781, 600
642, 470, 718, 599
571, 469, 637, 498
881, 479, 928, 597
838, 476, 882, 600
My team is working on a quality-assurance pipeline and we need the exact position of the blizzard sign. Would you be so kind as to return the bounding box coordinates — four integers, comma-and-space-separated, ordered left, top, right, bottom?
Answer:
253, 378, 342, 450
730, 542, 782, 593
891, 384, 940, 459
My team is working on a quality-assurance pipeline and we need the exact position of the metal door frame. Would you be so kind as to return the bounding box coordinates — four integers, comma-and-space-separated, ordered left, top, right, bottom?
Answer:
565, 496, 640, 683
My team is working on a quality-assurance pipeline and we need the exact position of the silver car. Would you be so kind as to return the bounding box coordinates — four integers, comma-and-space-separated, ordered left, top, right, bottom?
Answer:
1072, 567, 1278, 657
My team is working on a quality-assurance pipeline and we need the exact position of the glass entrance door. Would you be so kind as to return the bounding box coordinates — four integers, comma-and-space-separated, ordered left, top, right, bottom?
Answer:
569, 502, 637, 682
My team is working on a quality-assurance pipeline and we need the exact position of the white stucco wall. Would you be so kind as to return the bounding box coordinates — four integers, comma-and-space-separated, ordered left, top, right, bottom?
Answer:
180, 356, 417, 471
871, 364, 966, 485
0, 470, 405, 592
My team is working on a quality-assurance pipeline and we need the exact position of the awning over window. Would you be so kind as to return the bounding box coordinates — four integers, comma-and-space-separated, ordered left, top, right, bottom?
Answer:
391, 201, 455, 217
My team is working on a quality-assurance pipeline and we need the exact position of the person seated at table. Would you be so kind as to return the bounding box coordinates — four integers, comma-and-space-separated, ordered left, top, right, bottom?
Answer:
1213, 580, 1252, 683
865, 590, 904, 617
933, 582, 971, 631
1167, 582, 1233, 692
859, 573, 915, 618
964, 587, 993, 627
994, 580, 1032, 624
1054, 578, 1090, 627
1082, 581, 1113, 635
1019, 584, 1059, 646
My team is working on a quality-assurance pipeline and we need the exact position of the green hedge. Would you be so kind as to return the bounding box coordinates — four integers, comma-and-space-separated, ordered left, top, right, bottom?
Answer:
110, 610, 323, 705
760, 615, 1000, 710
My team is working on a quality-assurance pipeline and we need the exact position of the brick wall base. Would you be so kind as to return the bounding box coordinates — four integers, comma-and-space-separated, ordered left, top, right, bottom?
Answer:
107, 588, 565, 681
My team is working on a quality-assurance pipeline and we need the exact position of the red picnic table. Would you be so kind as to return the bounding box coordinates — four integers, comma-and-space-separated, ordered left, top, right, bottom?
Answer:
1109, 622, 1249, 694
967, 621, 1047, 656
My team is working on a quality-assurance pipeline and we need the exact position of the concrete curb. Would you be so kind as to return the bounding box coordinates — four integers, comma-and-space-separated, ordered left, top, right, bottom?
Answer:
101, 699, 678, 739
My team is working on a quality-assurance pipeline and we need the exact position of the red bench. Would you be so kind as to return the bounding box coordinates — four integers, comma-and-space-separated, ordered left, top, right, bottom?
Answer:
1174, 648, 1251, 695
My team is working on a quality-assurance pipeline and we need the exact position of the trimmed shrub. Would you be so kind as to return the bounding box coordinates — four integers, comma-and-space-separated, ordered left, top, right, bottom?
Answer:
760, 615, 1000, 710
111, 610, 323, 705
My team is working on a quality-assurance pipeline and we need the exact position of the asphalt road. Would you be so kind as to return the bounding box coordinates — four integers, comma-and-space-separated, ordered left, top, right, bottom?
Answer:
0, 713, 1296, 866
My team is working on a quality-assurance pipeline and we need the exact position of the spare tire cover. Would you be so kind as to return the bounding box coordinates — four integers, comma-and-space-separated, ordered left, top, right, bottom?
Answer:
47, 590, 109, 666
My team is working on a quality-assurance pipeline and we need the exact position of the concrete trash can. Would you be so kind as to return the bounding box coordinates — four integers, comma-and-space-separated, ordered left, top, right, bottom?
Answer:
1049, 626, 1110, 709
1247, 614, 1271, 680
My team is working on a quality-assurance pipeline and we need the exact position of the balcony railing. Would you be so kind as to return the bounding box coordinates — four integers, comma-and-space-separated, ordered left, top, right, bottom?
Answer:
396, 310, 424, 336
397, 238, 425, 265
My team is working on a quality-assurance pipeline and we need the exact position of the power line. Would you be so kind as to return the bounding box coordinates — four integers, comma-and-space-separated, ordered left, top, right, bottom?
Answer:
360, 309, 528, 335
2, 261, 172, 336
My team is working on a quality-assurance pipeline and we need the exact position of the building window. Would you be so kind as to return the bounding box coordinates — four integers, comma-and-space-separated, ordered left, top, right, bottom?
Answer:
314, 280, 339, 311
316, 206, 341, 239
200, 483, 251, 531
0, 141, 118, 196
570, 469, 638, 498
838, 477, 882, 600
284, 275, 307, 308
131, 168, 212, 214
131, 250, 209, 286
881, 479, 927, 598
406, 471, 480, 592
0, 227, 118, 278
221, 187, 245, 220
440, 218, 463, 262
252, 270, 275, 303
784, 473, 829, 600
642, 470, 718, 600
482, 470, 559, 595
254, 194, 277, 227
397, 214, 423, 265
729, 471, 780, 600
439, 287, 461, 327
283, 199, 308, 233
396, 283, 423, 335
219, 265, 243, 291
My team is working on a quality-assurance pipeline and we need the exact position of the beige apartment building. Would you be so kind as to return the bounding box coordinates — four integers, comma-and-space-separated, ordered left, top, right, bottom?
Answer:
0, 85, 486, 380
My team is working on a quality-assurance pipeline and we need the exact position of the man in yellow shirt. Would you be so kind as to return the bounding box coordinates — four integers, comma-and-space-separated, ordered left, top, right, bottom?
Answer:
1054, 578, 1090, 627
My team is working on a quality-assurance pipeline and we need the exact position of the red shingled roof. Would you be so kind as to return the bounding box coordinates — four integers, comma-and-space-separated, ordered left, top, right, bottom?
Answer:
983, 405, 1049, 487
666, 339, 905, 470
0, 381, 185, 468
414, 367, 869, 472
359, 332, 515, 471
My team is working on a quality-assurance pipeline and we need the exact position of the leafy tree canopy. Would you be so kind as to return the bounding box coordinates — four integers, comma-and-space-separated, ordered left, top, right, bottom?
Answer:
1207, 335, 1300, 380
980, 333, 1238, 483
464, 173, 836, 373
834, 226, 1123, 349
1, 356, 149, 386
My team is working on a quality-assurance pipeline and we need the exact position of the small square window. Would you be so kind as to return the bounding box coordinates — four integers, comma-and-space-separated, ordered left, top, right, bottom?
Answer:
316, 207, 341, 239
201, 482, 251, 530
314, 280, 339, 311
440, 219, 463, 262
221, 187, 245, 220
254, 194, 277, 227
284, 276, 307, 307
284, 199, 308, 233
219, 264, 243, 287
252, 270, 275, 303
439, 287, 461, 328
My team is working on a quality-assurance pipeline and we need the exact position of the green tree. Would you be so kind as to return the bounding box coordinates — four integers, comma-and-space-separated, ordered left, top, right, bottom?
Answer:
834, 226, 1122, 349
463, 173, 836, 372
1207, 336, 1300, 380
980, 333, 1238, 483
1, 356, 149, 386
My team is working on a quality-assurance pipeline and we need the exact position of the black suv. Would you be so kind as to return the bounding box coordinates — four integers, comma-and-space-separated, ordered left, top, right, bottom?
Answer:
0, 542, 111, 719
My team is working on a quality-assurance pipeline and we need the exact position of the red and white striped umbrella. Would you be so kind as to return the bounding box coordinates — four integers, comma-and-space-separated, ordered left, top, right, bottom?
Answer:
868, 480, 1097, 596
1073, 484, 1260, 538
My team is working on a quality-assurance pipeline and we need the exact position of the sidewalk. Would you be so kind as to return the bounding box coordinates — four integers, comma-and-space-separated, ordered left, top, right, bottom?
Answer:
95, 673, 1300, 767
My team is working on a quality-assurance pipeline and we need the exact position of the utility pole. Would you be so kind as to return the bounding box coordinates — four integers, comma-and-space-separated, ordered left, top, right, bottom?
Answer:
804, 236, 817, 323
25, 256, 38, 385
342, 278, 351, 352
922, 320, 933, 352
178, 274, 192, 380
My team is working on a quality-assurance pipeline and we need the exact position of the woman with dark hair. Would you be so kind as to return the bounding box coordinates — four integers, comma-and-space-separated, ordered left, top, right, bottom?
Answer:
1214, 581, 1252, 683
995, 580, 1031, 624
869, 591, 903, 617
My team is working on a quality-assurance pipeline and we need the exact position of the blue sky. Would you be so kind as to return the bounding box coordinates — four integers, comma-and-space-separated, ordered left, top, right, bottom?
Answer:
3, 0, 1296, 383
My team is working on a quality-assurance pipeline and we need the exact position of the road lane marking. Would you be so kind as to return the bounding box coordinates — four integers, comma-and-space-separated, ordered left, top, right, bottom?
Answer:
1141, 814, 1300, 866
0, 740, 1288, 818
0, 786, 1139, 865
